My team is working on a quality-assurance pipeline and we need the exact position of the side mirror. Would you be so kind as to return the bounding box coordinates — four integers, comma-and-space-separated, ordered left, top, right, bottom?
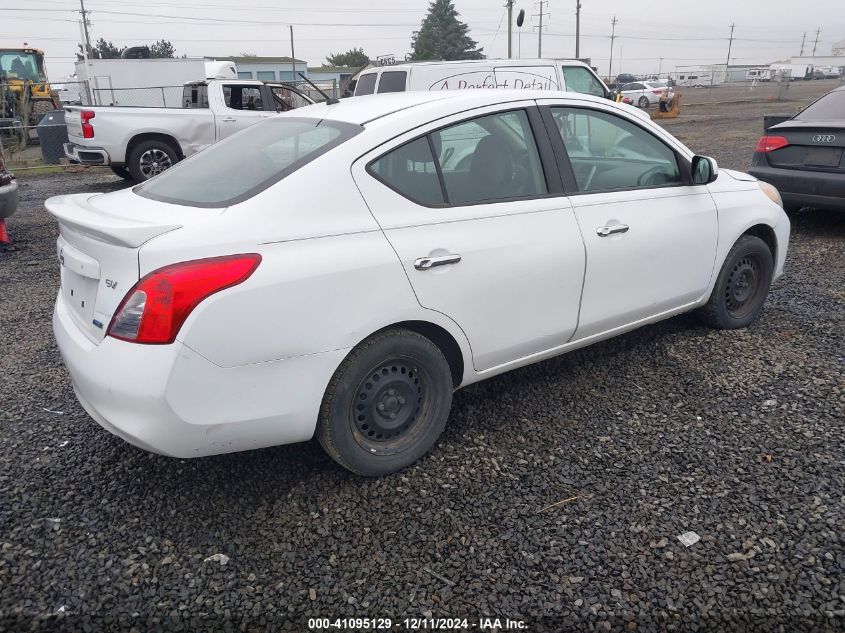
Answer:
691, 155, 718, 185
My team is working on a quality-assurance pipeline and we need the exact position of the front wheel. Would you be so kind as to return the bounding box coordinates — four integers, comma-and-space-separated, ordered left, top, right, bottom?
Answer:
699, 235, 774, 329
317, 329, 453, 476
638, 96, 650, 108
127, 140, 178, 182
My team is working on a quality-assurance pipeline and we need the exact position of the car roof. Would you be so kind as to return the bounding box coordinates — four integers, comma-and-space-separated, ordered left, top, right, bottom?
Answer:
287, 89, 648, 126
361, 58, 592, 72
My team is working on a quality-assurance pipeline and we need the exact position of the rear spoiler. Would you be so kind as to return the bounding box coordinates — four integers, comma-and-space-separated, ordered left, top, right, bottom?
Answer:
46, 193, 181, 248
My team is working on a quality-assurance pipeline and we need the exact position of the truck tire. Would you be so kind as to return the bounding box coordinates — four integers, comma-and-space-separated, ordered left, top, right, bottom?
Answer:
109, 165, 133, 181
127, 140, 178, 182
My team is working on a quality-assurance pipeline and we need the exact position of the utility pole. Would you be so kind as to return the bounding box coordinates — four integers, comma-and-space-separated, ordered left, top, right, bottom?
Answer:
506, 1, 514, 59
533, 1, 549, 58
289, 25, 296, 81
719, 23, 735, 86
811, 27, 821, 56
575, 0, 582, 58
79, 0, 92, 56
799, 32, 806, 56
608, 16, 617, 78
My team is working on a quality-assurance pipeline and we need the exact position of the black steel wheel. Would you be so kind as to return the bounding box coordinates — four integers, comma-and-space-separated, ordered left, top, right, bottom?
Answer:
699, 234, 774, 329
317, 329, 453, 476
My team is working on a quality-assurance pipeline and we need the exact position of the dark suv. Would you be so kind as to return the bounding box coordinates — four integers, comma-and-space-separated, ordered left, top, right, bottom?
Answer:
0, 152, 18, 222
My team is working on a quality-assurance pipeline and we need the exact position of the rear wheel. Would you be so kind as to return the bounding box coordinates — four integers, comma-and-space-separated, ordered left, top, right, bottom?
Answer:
638, 96, 650, 108
699, 235, 774, 329
109, 165, 133, 180
317, 329, 453, 476
127, 140, 178, 182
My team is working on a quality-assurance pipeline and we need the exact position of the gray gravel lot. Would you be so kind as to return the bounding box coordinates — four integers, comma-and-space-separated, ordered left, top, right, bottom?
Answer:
1, 110, 844, 631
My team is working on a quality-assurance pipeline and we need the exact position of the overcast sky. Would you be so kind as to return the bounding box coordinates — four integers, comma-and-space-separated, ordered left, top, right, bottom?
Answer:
2, 0, 843, 79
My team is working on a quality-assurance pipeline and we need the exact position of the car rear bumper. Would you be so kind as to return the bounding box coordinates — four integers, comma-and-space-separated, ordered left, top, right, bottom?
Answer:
64, 142, 111, 165
747, 163, 845, 211
0, 179, 18, 219
53, 290, 347, 458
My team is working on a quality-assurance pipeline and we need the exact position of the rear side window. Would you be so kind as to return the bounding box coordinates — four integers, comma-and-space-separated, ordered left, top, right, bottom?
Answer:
368, 109, 548, 207
355, 73, 377, 95
369, 137, 444, 205
136, 117, 362, 207
377, 71, 407, 93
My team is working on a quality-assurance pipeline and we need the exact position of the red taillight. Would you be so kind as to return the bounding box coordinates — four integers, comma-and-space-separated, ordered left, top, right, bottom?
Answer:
107, 254, 262, 345
81, 110, 95, 138
755, 135, 789, 153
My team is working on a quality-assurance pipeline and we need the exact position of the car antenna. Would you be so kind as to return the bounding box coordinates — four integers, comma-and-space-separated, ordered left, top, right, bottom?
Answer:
297, 72, 340, 105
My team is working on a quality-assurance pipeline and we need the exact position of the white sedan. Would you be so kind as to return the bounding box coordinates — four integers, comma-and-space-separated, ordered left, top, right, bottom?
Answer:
49, 90, 789, 476
619, 81, 673, 108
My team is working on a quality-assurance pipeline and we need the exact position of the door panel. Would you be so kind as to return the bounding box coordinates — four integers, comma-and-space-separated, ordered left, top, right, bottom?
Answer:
382, 206, 585, 370
570, 188, 717, 339
353, 102, 585, 372
216, 85, 274, 140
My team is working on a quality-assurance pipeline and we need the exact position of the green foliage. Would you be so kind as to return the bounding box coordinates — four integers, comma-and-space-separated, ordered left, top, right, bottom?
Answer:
410, 0, 484, 61
92, 38, 121, 59
325, 48, 370, 68
149, 40, 176, 59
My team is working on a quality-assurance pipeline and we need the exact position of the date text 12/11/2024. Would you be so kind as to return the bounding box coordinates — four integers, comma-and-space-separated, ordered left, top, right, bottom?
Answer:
308, 617, 527, 630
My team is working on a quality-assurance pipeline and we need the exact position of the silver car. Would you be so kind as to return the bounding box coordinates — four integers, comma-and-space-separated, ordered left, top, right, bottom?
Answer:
620, 81, 673, 108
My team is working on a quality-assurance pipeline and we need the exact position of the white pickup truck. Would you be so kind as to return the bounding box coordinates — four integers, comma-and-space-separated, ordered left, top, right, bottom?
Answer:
63, 80, 314, 181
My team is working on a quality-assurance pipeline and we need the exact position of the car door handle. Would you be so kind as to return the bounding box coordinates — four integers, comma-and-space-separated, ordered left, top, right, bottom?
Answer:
414, 254, 462, 270
221, 117, 237, 123
596, 224, 630, 237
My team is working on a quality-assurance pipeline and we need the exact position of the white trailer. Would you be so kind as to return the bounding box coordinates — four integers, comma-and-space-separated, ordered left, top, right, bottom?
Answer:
746, 67, 775, 82
74, 58, 237, 107
770, 63, 813, 81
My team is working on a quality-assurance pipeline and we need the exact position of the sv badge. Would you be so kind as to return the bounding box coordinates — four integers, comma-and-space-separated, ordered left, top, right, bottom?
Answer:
106, 279, 119, 290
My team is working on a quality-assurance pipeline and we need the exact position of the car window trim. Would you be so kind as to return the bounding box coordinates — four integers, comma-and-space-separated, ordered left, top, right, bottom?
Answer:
538, 103, 693, 195
365, 105, 563, 209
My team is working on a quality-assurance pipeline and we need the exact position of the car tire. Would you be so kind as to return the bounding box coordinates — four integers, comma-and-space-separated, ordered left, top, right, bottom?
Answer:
699, 235, 774, 329
109, 165, 134, 181
127, 140, 178, 182
638, 96, 650, 108
316, 329, 453, 476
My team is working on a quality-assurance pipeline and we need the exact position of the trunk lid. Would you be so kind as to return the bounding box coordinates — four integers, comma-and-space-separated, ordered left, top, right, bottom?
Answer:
47, 188, 222, 343
765, 121, 845, 172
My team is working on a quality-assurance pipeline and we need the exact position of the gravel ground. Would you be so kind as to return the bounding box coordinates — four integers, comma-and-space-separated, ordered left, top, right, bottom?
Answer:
1, 107, 844, 632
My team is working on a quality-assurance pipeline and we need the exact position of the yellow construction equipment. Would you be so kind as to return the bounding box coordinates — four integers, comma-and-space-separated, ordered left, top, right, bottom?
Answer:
0, 47, 60, 148
651, 92, 682, 120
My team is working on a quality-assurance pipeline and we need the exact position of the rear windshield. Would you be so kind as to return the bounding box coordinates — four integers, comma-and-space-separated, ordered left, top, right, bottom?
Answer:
355, 73, 377, 95
795, 90, 845, 121
135, 117, 361, 208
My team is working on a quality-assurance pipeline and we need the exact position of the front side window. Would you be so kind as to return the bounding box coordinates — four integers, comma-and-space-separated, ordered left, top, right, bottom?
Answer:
270, 86, 311, 111
223, 85, 263, 111
377, 71, 407, 93
355, 73, 377, 95
562, 66, 607, 98
137, 118, 361, 207
550, 107, 682, 192
368, 109, 547, 206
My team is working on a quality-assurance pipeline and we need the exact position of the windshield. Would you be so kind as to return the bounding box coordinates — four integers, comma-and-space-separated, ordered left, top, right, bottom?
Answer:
795, 90, 845, 121
0, 51, 45, 82
136, 117, 362, 207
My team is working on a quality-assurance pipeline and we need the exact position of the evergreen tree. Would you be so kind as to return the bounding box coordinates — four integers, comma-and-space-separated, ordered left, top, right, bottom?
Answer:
410, 0, 484, 61
325, 48, 370, 67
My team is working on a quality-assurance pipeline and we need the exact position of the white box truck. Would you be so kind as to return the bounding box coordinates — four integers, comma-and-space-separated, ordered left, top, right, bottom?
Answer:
74, 58, 237, 107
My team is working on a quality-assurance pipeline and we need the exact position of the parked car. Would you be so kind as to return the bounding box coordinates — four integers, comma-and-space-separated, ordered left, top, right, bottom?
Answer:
619, 81, 673, 108
48, 90, 790, 475
63, 80, 314, 182
0, 152, 18, 222
615, 73, 637, 87
354, 59, 611, 101
748, 86, 845, 211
